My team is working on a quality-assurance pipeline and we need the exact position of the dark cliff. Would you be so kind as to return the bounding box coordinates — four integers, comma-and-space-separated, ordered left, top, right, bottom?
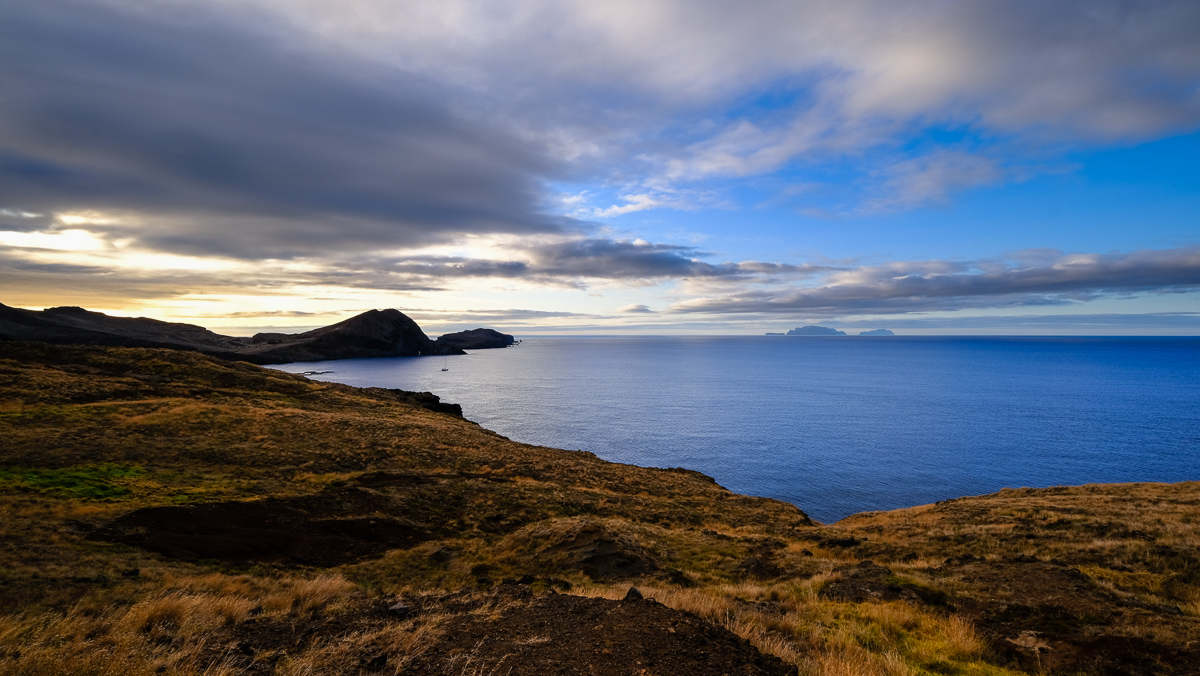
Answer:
436, 327, 516, 350
0, 303, 462, 363
239, 309, 462, 362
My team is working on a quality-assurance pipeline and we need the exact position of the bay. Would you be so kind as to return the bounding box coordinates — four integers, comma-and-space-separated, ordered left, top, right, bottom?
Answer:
272, 336, 1200, 523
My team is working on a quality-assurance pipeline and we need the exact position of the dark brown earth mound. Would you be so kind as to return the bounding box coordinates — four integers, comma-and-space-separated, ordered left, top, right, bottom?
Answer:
509, 518, 660, 580
818, 560, 939, 604
403, 587, 798, 676
200, 586, 796, 676
90, 487, 438, 566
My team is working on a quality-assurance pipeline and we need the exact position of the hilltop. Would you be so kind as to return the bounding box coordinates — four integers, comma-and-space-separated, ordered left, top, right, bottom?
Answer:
1, 343, 1197, 675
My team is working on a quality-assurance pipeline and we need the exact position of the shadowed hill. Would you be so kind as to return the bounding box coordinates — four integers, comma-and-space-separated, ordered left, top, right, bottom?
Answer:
0, 304, 463, 363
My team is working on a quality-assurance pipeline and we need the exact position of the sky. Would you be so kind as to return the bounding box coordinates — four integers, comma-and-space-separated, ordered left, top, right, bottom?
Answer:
2, 0, 1199, 336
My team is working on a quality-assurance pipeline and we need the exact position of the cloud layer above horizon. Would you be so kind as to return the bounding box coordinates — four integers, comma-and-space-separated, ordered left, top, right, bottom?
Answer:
3, 0, 1199, 333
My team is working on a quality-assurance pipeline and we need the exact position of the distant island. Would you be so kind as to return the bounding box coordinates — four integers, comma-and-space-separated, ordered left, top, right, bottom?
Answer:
436, 327, 517, 350
786, 325, 847, 336
765, 326, 897, 336
0, 302, 516, 364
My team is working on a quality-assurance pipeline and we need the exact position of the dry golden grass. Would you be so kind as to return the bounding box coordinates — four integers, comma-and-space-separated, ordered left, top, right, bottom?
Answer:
573, 580, 1016, 676
3, 345, 1199, 676
0, 573, 364, 676
272, 617, 448, 676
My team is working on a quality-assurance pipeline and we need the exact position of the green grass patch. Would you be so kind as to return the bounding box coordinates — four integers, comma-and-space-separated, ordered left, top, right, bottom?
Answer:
0, 464, 147, 500
884, 575, 954, 607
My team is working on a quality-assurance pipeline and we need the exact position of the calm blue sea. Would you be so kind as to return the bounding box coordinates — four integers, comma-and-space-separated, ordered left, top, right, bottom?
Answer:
272, 336, 1200, 523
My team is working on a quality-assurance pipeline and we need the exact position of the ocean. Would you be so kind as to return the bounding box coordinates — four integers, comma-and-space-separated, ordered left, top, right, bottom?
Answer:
272, 336, 1200, 523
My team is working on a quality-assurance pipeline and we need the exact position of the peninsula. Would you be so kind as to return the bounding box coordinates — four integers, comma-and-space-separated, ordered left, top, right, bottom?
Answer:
1, 341, 1196, 675
0, 303, 477, 363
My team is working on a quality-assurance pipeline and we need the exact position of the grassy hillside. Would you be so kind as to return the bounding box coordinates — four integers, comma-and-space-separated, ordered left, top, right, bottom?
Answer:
1, 343, 1197, 675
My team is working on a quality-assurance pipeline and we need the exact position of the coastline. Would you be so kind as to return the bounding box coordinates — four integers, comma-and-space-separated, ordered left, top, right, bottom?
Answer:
2, 342, 1198, 675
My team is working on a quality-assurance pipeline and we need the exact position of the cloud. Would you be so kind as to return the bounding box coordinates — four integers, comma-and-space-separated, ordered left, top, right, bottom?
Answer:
618, 304, 654, 313
5, 0, 1197, 249
0, 0, 569, 260
861, 151, 1007, 212
358, 238, 834, 285
192, 310, 323, 318
671, 247, 1200, 315
830, 312, 1200, 330
593, 194, 664, 218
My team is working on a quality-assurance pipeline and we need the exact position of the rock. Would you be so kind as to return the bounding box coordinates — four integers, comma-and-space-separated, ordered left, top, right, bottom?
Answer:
239, 309, 462, 362
819, 561, 899, 603
785, 325, 846, 336
435, 328, 516, 350
387, 603, 413, 619
624, 587, 644, 601
1006, 631, 1052, 653
428, 547, 456, 564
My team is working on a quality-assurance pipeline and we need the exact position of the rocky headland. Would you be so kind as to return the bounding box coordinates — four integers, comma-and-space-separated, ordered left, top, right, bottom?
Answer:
0, 303, 476, 363
436, 327, 517, 350
1, 342, 1197, 675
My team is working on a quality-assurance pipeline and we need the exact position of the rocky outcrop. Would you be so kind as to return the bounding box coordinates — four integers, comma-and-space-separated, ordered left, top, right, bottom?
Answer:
786, 325, 846, 336
436, 327, 516, 350
0, 303, 462, 363
238, 309, 461, 362
858, 329, 896, 336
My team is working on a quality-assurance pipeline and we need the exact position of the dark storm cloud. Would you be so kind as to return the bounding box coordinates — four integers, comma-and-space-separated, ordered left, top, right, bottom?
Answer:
0, 1, 567, 259
356, 239, 833, 283
672, 248, 1200, 315
829, 313, 1200, 330
410, 308, 604, 329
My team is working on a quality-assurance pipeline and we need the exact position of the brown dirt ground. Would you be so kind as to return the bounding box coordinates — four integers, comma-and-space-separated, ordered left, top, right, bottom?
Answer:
205, 584, 797, 676
403, 586, 798, 676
